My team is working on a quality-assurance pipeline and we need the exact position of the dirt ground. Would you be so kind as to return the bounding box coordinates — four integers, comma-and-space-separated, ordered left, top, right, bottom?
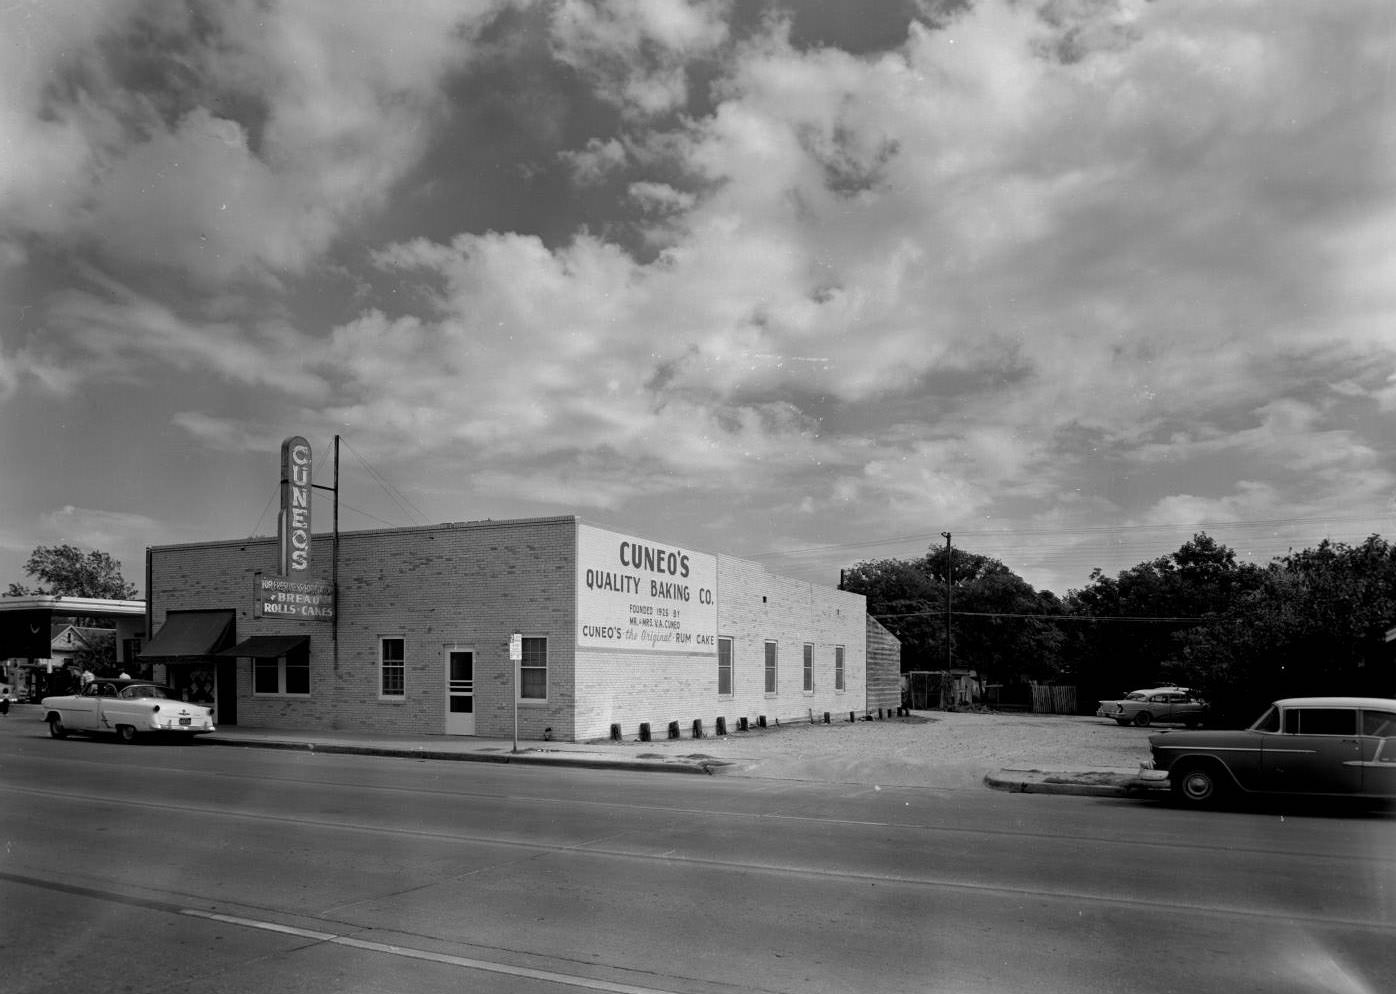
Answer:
600, 710, 1158, 788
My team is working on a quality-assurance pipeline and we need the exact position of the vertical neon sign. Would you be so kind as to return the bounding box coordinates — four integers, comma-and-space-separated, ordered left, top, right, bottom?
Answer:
278, 436, 312, 576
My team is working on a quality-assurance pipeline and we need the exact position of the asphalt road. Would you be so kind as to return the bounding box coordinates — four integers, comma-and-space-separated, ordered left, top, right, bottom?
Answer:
1, 717, 1393, 994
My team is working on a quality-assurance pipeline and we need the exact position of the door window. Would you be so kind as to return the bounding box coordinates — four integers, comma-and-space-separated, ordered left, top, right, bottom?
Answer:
1283, 708, 1356, 735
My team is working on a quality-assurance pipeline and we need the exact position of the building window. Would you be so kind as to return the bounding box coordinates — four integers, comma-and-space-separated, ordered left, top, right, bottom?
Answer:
380, 637, 405, 697
717, 637, 733, 696
520, 636, 547, 700
253, 644, 310, 696
803, 643, 814, 692
835, 645, 845, 692
121, 638, 142, 665
764, 641, 778, 694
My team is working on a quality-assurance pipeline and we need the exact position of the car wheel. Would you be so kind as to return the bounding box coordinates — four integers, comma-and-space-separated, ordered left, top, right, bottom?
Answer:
1174, 764, 1226, 806
115, 725, 137, 744
1132, 710, 1152, 727
47, 715, 67, 739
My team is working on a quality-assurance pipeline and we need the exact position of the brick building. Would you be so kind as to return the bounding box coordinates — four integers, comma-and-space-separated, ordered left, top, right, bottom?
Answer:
143, 516, 900, 742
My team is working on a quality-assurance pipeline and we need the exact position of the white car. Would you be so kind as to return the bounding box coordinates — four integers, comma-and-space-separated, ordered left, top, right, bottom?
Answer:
41, 678, 215, 743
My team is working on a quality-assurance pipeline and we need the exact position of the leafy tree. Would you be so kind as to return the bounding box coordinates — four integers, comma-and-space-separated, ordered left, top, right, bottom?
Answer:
1173, 536, 1396, 721
842, 545, 1064, 687
1061, 534, 1263, 706
6, 544, 139, 600
72, 631, 119, 676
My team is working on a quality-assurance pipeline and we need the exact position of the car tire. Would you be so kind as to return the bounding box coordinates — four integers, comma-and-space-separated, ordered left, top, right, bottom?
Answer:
47, 715, 67, 739
1173, 763, 1227, 807
115, 725, 137, 744
1132, 711, 1152, 727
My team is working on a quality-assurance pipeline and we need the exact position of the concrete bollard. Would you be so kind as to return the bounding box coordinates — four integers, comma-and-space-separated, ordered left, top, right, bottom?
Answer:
758, 715, 767, 728
823, 711, 830, 724
668, 720, 680, 740
639, 722, 651, 742
738, 716, 749, 732
716, 716, 727, 736
692, 718, 704, 739
849, 711, 856, 723
610, 723, 622, 741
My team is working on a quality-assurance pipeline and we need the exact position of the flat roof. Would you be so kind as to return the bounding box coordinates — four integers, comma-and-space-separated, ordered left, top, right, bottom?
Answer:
0, 596, 145, 617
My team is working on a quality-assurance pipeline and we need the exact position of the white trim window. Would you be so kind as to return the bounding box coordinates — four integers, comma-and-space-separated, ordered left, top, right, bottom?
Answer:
764, 641, 778, 694
834, 645, 845, 692
520, 636, 547, 700
802, 643, 814, 693
717, 637, 733, 697
380, 637, 405, 697
253, 646, 310, 697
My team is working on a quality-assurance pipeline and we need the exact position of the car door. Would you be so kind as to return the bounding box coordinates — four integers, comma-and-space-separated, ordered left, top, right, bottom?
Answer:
1158, 692, 1187, 722
60, 683, 107, 731
1260, 706, 1362, 794
1358, 708, 1396, 797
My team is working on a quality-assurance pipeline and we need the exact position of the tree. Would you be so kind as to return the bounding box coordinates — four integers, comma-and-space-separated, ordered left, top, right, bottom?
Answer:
1061, 534, 1263, 705
842, 545, 1065, 687
1173, 535, 1396, 720
6, 545, 139, 600
73, 631, 119, 676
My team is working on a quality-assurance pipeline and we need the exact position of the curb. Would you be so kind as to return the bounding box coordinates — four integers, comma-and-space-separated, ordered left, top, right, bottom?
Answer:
983, 769, 1166, 797
201, 735, 718, 775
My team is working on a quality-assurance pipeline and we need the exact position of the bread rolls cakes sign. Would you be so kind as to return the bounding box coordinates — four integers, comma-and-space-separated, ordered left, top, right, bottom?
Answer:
576, 524, 717, 654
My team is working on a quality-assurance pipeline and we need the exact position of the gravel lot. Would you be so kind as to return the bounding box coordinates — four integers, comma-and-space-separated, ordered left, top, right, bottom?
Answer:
602, 710, 1158, 788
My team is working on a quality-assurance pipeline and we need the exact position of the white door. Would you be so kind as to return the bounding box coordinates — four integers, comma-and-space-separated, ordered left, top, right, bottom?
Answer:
445, 648, 475, 735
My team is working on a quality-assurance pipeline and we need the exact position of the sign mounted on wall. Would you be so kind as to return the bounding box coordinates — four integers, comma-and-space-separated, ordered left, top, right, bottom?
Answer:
278, 436, 312, 576
576, 524, 717, 654
253, 574, 335, 620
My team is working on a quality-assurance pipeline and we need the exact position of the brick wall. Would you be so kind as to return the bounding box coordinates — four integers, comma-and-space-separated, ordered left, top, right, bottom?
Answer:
148, 516, 576, 738
149, 516, 880, 742
572, 554, 870, 743
865, 615, 902, 712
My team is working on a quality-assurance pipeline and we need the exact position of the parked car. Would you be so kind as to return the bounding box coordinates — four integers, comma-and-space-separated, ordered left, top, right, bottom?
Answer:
40, 678, 215, 743
1096, 687, 1208, 727
1141, 696, 1396, 806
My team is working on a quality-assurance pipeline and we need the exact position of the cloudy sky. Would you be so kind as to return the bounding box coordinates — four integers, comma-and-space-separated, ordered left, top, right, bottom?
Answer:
2, 0, 1395, 599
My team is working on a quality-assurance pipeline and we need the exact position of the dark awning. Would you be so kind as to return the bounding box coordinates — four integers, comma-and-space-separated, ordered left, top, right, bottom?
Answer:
139, 610, 235, 660
217, 635, 308, 658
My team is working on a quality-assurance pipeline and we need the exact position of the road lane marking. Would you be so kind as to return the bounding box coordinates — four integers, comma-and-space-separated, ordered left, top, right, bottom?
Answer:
181, 909, 692, 994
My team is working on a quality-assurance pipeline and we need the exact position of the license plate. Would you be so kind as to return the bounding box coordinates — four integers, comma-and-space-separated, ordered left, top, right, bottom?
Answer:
179, 717, 192, 726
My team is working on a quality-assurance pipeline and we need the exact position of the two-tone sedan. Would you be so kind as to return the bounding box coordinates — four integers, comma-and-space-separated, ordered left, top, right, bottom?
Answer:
1096, 687, 1209, 727
41, 678, 215, 743
1142, 696, 1396, 806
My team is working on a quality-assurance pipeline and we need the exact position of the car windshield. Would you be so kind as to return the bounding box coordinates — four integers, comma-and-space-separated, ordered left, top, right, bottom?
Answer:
1249, 705, 1280, 732
1125, 693, 1147, 701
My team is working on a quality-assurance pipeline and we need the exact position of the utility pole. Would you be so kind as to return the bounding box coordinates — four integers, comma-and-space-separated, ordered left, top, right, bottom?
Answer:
941, 531, 952, 709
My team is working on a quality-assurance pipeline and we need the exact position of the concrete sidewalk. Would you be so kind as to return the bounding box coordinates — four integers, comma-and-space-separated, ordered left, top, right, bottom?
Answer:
201, 725, 725, 775
200, 724, 1165, 796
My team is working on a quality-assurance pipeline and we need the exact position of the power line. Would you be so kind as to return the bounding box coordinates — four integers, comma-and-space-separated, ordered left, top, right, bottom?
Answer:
874, 610, 1212, 623
747, 512, 1391, 564
339, 438, 431, 527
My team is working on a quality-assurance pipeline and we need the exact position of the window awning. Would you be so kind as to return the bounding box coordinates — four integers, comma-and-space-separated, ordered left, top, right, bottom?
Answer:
217, 635, 308, 658
139, 610, 235, 661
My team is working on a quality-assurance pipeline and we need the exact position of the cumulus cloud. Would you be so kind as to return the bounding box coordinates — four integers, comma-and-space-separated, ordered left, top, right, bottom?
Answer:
549, 0, 731, 117
5, 0, 1396, 593
0, 0, 507, 284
